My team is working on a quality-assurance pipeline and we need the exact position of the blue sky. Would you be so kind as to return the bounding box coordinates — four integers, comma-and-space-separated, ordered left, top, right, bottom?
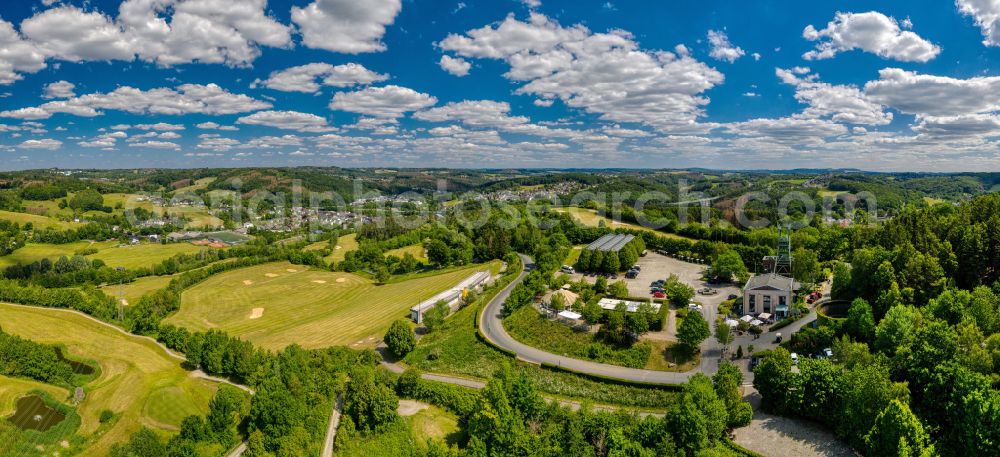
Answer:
2, 0, 1000, 171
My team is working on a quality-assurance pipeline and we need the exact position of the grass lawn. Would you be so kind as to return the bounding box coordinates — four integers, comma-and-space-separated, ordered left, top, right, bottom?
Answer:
325, 233, 358, 265
0, 209, 81, 230
0, 303, 218, 456
109, 275, 174, 305
563, 246, 583, 266
87, 242, 205, 270
408, 404, 460, 446
385, 244, 428, 263
503, 306, 689, 371
404, 298, 676, 408
167, 260, 498, 350
553, 207, 690, 240
0, 240, 117, 269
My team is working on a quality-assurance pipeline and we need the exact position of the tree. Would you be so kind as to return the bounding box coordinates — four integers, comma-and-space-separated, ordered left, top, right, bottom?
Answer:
576, 249, 592, 272
384, 319, 416, 358
845, 298, 875, 342
753, 347, 793, 414
664, 275, 695, 306
713, 362, 751, 427
714, 322, 733, 353
582, 300, 603, 324
792, 248, 821, 285
207, 386, 249, 446
609, 280, 629, 299
594, 276, 608, 294
426, 239, 450, 266
711, 250, 748, 283
603, 251, 620, 273
875, 304, 921, 355
864, 400, 935, 457
677, 310, 710, 355
423, 300, 449, 332
345, 368, 399, 432
373, 265, 391, 284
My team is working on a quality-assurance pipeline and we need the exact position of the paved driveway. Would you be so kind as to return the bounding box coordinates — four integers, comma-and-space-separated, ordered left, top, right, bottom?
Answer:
734, 388, 856, 457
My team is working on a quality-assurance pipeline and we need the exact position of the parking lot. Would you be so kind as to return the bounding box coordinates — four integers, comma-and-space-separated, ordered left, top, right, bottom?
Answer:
565, 252, 739, 301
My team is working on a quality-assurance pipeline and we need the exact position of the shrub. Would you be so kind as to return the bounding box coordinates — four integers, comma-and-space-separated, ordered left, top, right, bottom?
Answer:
99, 409, 114, 423
384, 319, 416, 358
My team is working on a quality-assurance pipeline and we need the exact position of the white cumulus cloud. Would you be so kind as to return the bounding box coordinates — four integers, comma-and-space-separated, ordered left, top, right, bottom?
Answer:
802, 11, 940, 62
957, 0, 1000, 47
18, 138, 62, 149
707, 30, 745, 63
329, 85, 437, 118
291, 0, 402, 53
236, 110, 334, 132
253, 63, 388, 93
42, 81, 75, 99
439, 55, 471, 76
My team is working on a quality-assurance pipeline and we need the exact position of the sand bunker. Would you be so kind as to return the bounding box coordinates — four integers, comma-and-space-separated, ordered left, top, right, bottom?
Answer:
286, 268, 298, 273
249, 308, 264, 319
120, 298, 129, 306
264, 273, 279, 278
335, 277, 346, 283
242, 280, 253, 286
311, 280, 327, 284
335, 245, 342, 250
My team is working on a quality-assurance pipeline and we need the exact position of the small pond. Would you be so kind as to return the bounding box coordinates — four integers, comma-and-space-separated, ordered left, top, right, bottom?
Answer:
7, 395, 66, 432
55, 347, 95, 375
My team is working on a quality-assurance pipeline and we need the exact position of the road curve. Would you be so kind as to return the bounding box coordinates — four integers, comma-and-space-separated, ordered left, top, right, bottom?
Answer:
478, 255, 697, 386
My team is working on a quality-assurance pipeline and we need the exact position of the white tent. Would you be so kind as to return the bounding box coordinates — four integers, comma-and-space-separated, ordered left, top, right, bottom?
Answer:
750, 319, 763, 327
758, 313, 772, 320
740, 315, 754, 322
724, 319, 739, 328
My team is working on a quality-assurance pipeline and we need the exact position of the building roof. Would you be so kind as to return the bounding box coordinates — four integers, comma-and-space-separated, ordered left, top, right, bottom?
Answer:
410, 271, 489, 313
744, 273, 798, 292
546, 289, 580, 305
558, 310, 582, 320
585, 233, 635, 252
597, 298, 660, 313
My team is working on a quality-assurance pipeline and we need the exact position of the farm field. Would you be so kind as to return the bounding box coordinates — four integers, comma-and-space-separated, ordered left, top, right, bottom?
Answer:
0, 209, 81, 230
553, 207, 690, 240
0, 240, 116, 269
173, 177, 216, 193
167, 260, 499, 350
88, 242, 205, 270
385, 243, 427, 262
0, 303, 218, 456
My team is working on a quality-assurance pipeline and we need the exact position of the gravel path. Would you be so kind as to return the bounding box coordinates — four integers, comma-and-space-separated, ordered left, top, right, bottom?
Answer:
733, 389, 856, 457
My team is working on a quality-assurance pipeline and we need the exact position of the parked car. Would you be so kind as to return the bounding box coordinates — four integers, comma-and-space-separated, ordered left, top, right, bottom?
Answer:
625, 270, 638, 279
727, 294, 738, 300
653, 291, 666, 298
823, 347, 833, 358
561, 265, 575, 274
631, 265, 641, 271
790, 352, 799, 365
749, 356, 760, 370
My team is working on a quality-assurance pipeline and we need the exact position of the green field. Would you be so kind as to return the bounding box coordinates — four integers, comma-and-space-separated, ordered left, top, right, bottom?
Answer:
325, 233, 358, 265
0, 210, 81, 230
88, 242, 205, 270
0, 241, 116, 269
385, 243, 428, 262
110, 275, 174, 305
553, 207, 690, 240
166, 260, 499, 350
173, 177, 216, 193
0, 303, 218, 456
563, 246, 583, 266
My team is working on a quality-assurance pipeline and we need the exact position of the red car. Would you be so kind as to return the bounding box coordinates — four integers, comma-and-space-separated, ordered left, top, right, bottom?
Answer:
653, 291, 666, 298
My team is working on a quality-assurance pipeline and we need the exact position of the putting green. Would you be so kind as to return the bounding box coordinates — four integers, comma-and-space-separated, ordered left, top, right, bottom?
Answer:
167, 260, 499, 350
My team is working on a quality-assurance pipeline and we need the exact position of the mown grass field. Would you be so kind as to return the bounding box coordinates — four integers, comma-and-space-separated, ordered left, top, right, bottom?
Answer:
88, 242, 205, 270
167, 260, 499, 350
325, 233, 358, 265
0, 241, 116, 269
385, 244, 427, 262
0, 303, 218, 456
0, 209, 81, 230
553, 207, 690, 240
111, 275, 174, 304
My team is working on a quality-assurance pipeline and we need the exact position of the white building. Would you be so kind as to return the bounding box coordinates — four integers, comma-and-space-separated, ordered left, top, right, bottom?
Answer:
743, 273, 798, 318
410, 271, 490, 323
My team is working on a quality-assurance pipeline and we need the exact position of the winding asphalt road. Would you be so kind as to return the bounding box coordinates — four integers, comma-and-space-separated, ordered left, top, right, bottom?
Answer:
478, 254, 698, 385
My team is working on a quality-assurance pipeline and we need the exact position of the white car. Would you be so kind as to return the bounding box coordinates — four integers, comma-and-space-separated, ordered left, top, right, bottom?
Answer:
560, 265, 575, 274
790, 352, 799, 365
